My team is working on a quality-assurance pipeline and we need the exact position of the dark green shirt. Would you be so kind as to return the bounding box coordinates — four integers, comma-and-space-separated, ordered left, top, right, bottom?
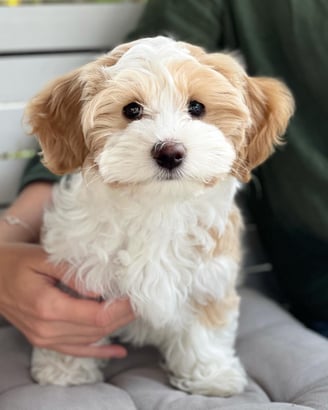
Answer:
127, 0, 328, 323
24, 0, 328, 322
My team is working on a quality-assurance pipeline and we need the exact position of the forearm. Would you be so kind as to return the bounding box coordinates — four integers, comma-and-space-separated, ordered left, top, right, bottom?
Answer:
0, 182, 53, 243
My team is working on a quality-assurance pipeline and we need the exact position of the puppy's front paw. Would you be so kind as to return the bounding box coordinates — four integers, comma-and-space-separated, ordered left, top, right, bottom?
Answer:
31, 348, 104, 386
169, 358, 247, 397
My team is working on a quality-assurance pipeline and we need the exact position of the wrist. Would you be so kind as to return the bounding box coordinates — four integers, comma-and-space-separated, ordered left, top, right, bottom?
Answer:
0, 182, 53, 244
0, 215, 38, 243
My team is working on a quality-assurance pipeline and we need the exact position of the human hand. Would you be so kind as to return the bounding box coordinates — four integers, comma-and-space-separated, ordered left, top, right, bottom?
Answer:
0, 243, 135, 358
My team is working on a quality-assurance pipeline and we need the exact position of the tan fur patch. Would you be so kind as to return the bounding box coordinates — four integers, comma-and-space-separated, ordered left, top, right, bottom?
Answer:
25, 43, 134, 176
234, 77, 294, 182
25, 68, 88, 175
203, 176, 219, 188
182, 51, 294, 183
167, 59, 250, 151
194, 291, 240, 328
194, 205, 242, 263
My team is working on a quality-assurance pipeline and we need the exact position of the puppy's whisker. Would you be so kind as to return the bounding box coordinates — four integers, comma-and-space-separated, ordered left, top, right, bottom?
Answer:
83, 164, 101, 187
86, 176, 100, 189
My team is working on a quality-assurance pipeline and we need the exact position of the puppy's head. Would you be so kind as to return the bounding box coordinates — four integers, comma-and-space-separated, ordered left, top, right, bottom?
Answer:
26, 36, 294, 191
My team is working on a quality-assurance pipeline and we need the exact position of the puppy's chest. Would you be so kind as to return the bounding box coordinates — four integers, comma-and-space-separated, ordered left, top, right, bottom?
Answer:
92, 204, 220, 271
90, 205, 228, 296
44, 184, 238, 297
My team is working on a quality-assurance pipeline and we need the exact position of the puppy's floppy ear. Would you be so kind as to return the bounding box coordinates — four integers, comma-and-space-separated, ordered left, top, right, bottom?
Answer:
26, 41, 134, 176
194, 51, 294, 182
26, 68, 88, 175
238, 77, 295, 182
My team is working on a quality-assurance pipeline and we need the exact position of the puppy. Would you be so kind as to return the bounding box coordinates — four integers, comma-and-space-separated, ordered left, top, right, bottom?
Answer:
26, 36, 294, 396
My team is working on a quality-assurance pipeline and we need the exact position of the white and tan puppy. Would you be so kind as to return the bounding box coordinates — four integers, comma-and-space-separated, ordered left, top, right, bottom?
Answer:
26, 36, 294, 396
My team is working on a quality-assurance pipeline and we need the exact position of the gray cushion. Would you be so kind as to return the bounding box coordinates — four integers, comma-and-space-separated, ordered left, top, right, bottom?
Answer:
0, 288, 327, 410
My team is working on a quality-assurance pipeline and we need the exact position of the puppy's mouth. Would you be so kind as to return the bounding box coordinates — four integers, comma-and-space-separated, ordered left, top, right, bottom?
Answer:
154, 170, 220, 188
155, 168, 184, 182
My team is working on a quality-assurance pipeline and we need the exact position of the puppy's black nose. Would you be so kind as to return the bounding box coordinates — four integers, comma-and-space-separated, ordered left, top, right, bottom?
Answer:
151, 142, 186, 170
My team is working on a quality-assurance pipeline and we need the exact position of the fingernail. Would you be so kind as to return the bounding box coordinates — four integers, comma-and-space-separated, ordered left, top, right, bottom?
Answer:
109, 345, 128, 359
112, 350, 127, 359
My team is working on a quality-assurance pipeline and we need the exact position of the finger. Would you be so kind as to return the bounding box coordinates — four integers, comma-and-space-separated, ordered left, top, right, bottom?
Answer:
5, 304, 133, 342
56, 280, 102, 300
27, 245, 67, 278
23, 247, 135, 327
45, 291, 135, 328
9, 292, 134, 341
52, 343, 128, 359
31, 334, 103, 348
29, 249, 101, 299
26, 318, 131, 341
30, 320, 110, 339
4, 311, 110, 347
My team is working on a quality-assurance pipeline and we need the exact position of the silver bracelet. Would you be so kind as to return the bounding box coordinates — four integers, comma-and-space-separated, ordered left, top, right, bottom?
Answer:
0, 215, 36, 238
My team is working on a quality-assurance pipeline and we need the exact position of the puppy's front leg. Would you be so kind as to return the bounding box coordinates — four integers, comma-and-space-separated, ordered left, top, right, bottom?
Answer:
31, 345, 105, 386
162, 304, 247, 396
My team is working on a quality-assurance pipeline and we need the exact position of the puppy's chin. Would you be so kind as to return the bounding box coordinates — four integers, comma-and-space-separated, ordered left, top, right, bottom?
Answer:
154, 171, 226, 189
100, 171, 231, 202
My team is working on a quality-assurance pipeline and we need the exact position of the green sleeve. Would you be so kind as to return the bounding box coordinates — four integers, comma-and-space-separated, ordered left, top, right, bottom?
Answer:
19, 154, 61, 192
127, 0, 225, 51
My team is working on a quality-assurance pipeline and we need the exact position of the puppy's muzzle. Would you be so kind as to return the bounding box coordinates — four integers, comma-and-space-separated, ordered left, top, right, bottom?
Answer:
151, 142, 186, 170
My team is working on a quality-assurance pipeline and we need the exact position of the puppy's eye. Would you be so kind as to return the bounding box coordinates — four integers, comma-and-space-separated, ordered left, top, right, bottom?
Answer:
123, 102, 143, 120
188, 100, 205, 117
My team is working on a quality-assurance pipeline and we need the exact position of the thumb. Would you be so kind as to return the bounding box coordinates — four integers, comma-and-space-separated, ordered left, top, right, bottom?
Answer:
31, 245, 101, 300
